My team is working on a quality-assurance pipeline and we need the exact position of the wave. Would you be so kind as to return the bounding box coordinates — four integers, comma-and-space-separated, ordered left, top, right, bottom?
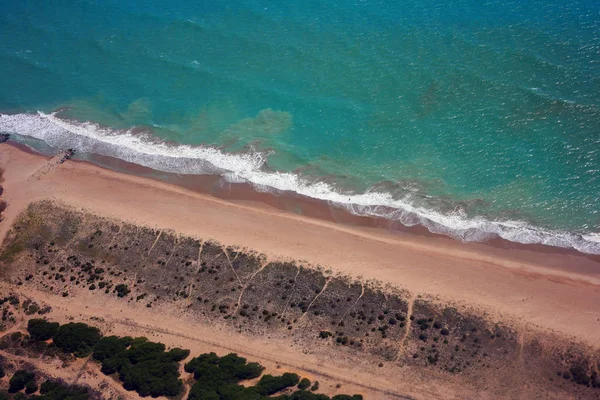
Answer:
1, 111, 599, 255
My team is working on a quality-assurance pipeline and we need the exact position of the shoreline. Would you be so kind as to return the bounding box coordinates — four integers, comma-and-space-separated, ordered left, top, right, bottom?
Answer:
9, 138, 600, 263
2, 111, 599, 257
1, 142, 599, 346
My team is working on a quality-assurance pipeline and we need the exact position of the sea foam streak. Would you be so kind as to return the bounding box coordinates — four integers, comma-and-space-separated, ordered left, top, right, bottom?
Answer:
2, 112, 599, 255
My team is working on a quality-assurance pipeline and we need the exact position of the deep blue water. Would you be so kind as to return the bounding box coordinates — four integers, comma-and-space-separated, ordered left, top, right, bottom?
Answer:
1, 0, 599, 252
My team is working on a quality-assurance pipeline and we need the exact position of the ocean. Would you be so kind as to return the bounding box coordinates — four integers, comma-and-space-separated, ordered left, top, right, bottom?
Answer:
1, 0, 599, 253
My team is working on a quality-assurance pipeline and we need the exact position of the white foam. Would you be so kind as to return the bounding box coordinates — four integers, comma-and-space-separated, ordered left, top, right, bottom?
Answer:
2, 112, 599, 255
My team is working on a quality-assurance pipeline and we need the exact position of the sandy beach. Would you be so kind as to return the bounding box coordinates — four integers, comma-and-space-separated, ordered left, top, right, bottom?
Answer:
1, 143, 598, 348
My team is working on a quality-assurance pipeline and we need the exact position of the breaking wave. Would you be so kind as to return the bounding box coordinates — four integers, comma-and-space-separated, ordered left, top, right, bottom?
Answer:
2, 111, 599, 255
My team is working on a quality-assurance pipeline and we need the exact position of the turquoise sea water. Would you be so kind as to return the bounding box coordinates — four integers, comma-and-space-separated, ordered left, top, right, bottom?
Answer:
1, 0, 599, 253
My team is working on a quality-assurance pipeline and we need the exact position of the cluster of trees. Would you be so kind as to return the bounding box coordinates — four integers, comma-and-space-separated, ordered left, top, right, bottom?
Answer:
185, 352, 362, 400
0, 363, 91, 400
27, 320, 59, 342
1, 376, 91, 400
27, 320, 101, 358
25, 319, 363, 400
26, 319, 186, 398
8, 370, 36, 394
565, 365, 600, 388
93, 336, 188, 397
33, 379, 91, 400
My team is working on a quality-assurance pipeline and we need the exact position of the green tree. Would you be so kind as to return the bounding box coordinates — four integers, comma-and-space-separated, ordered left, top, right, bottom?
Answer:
168, 348, 190, 362
9, 370, 35, 393
53, 323, 102, 357
256, 373, 300, 395
298, 378, 311, 390
39, 379, 91, 400
27, 319, 59, 341
94, 337, 185, 398
25, 380, 38, 394
93, 336, 132, 362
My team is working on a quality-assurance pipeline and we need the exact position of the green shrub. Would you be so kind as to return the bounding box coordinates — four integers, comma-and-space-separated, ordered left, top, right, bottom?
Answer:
27, 319, 60, 341
319, 331, 333, 339
53, 322, 102, 357
186, 352, 268, 400
310, 381, 320, 391
93, 336, 132, 362
25, 380, 38, 394
256, 373, 300, 395
0, 365, 4, 379
0, 241, 25, 262
298, 378, 311, 390
9, 370, 35, 393
168, 348, 190, 362
184, 352, 370, 400
39, 379, 90, 399
114, 284, 130, 298
570, 365, 591, 386
290, 391, 331, 399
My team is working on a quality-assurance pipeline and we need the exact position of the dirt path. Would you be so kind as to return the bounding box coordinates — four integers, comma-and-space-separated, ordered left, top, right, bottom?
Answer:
395, 294, 416, 362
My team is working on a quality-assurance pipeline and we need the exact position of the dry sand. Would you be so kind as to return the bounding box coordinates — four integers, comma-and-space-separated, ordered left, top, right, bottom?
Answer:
0, 142, 599, 353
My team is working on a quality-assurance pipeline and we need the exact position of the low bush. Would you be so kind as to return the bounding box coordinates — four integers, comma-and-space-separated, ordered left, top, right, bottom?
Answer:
114, 284, 130, 298
570, 365, 591, 386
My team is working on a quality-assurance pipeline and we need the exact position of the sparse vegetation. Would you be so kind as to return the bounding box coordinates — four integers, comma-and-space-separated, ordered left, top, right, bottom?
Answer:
1, 201, 599, 399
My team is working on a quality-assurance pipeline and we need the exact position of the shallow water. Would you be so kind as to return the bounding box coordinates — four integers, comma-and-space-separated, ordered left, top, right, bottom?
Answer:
1, 0, 599, 253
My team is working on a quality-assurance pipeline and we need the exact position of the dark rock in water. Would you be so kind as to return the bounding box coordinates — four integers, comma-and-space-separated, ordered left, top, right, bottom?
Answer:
0, 133, 9, 143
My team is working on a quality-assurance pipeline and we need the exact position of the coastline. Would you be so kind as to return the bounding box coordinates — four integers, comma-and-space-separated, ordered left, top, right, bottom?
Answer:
2, 110, 599, 257
1, 142, 599, 346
